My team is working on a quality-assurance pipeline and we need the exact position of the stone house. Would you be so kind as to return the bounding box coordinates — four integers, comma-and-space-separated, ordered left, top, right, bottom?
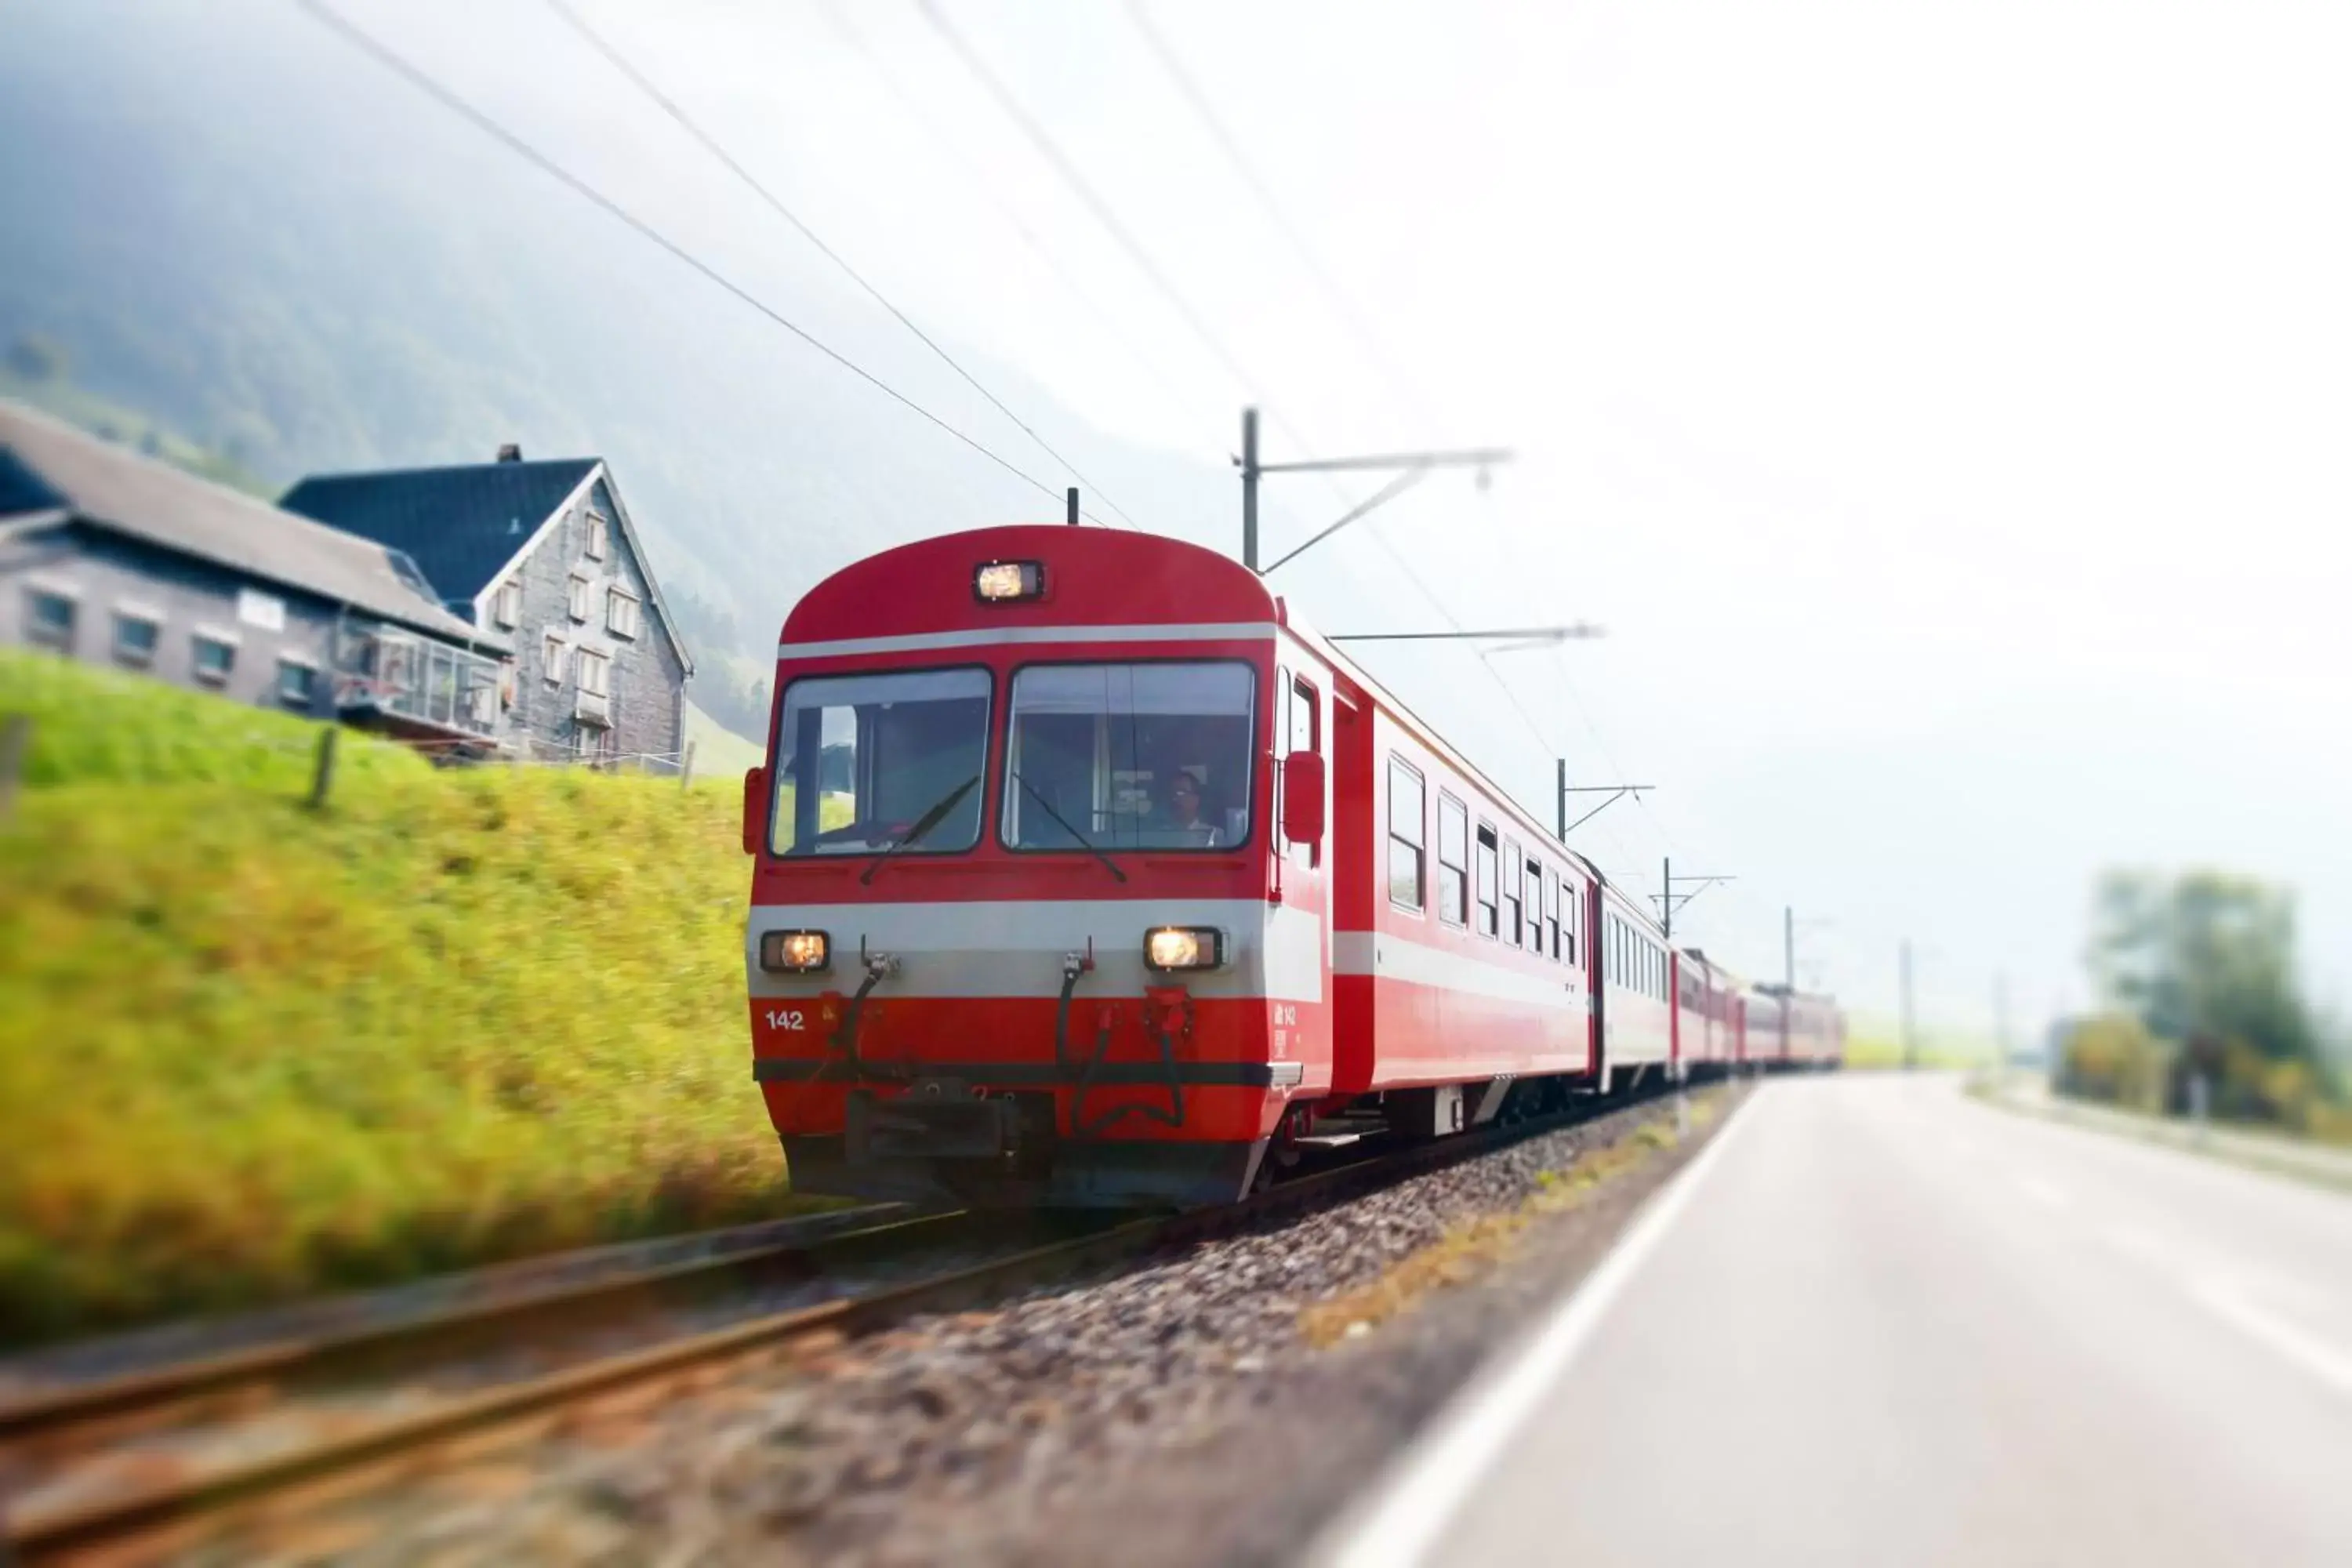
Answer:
0, 399, 510, 747
281, 447, 693, 761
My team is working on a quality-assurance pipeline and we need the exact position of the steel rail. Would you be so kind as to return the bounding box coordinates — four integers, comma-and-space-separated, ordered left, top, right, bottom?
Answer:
0, 1205, 941, 1451
2, 1077, 1705, 1563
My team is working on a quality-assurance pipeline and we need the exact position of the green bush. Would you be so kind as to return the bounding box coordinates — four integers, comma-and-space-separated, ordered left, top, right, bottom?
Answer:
2058, 1013, 2172, 1111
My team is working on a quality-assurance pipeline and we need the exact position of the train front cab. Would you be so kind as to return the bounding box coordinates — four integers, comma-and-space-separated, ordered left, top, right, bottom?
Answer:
742, 527, 1335, 1208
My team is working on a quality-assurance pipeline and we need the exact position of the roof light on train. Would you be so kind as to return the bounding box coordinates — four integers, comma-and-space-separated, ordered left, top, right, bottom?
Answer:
973, 560, 1046, 602
1144, 926, 1225, 972
760, 930, 831, 974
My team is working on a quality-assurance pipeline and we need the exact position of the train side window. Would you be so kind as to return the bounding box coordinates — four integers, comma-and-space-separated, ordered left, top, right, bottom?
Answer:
1474, 825, 1499, 937
1524, 861, 1545, 955
1563, 881, 1578, 967
1501, 840, 1523, 946
1387, 757, 1425, 911
1436, 793, 1468, 927
1544, 872, 1561, 961
1286, 674, 1321, 868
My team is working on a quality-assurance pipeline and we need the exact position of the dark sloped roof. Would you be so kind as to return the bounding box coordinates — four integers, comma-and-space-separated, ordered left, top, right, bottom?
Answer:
0, 400, 502, 649
278, 458, 600, 603
0, 443, 69, 518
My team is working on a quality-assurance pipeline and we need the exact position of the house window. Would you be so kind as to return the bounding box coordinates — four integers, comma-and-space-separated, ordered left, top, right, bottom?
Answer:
1387, 757, 1425, 910
492, 579, 522, 628
191, 633, 236, 684
567, 574, 590, 622
277, 658, 319, 708
605, 586, 640, 640
25, 589, 75, 652
578, 648, 611, 698
113, 611, 160, 668
584, 510, 609, 561
1501, 840, 1523, 946
1436, 793, 1468, 927
543, 633, 568, 685
1474, 825, 1498, 937
236, 588, 285, 632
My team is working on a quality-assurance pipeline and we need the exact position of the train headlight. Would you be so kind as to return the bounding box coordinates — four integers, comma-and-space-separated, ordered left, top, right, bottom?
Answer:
1145, 926, 1225, 972
974, 560, 1046, 602
760, 930, 831, 974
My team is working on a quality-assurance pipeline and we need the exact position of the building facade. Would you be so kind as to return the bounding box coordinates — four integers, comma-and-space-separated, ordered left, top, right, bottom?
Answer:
0, 401, 509, 747
281, 449, 691, 761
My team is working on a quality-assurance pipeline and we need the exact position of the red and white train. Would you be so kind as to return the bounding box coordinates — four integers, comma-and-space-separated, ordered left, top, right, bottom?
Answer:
742, 526, 1842, 1207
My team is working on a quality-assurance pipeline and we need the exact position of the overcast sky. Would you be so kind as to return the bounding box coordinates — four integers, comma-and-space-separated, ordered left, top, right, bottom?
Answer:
52, 1, 2352, 1044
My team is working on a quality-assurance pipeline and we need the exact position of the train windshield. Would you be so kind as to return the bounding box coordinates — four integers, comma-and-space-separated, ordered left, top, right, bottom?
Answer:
769, 668, 992, 856
1001, 662, 1255, 851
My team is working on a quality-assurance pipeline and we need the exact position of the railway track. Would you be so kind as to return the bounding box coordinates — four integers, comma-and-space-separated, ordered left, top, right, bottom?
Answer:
0, 1083, 1684, 1564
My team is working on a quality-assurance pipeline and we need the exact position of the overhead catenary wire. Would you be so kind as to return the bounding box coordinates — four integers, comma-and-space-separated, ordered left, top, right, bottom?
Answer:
292, 0, 1094, 522
1116, 0, 1652, 866
310, 0, 1657, 891
1123, 0, 1430, 432
811, 0, 1209, 441
539, 0, 1140, 532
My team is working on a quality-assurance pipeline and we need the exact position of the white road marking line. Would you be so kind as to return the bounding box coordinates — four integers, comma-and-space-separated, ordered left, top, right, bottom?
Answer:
1302, 1089, 1764, 1568
2190, 1277, 2352, 1399
2013, 1174, 2072, 1210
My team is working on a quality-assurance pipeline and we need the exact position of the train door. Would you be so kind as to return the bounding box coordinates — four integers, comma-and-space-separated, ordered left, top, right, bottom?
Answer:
1272, 663, 1331, 1091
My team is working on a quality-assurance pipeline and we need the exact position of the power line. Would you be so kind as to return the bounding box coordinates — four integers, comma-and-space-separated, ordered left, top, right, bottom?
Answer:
541, 0, 1138, 532
908, 3, 1621, 863
1118, 1, 1646, 859
811, 0, 1208, 441
292, 0, 1087, 519
916, 0, 1294, 423
1124, 1, 1428, 430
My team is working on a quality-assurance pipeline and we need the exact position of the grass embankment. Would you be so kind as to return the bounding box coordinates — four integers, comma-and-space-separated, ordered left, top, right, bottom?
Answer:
0, 651, 808, 1345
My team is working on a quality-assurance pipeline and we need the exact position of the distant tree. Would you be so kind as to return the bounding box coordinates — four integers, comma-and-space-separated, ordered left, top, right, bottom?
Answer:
2058, 1013, 2169, 1112
5, 332, 67, 382
2087, 869, 2327, 1121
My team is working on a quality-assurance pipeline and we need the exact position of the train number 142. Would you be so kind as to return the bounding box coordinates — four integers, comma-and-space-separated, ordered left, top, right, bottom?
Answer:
765, 1009, 808, 1032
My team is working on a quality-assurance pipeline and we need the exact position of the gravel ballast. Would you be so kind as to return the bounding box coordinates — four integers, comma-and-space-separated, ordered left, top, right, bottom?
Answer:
187, 1081, 1753, 1567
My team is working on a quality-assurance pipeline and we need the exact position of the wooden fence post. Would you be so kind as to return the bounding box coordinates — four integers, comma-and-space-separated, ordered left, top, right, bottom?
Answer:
307, 724, 339, 809
0, 713, 29, 826
680, 740, 697, 791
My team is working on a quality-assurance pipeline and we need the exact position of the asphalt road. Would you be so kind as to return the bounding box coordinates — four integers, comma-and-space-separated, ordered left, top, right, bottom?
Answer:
1312, 1073, 2352, 1568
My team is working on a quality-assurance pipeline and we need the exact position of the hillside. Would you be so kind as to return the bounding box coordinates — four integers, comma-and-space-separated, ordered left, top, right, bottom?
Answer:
0, 652, 804, 1342
0, 4, 1397, 747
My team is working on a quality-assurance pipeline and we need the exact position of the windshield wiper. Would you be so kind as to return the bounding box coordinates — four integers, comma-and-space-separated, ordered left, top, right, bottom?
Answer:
859, 774, 979, 886
1011, 771, 1129, 884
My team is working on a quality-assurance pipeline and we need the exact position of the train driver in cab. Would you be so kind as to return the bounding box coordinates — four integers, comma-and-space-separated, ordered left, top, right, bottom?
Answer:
1149, 768, 1221, 846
